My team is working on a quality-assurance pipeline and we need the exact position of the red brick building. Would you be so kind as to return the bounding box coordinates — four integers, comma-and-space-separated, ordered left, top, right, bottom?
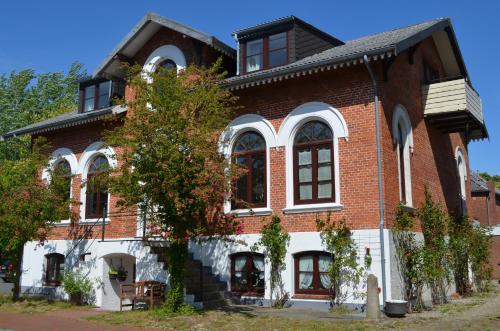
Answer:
2, 13, 488, 310
469, 172, 500, 280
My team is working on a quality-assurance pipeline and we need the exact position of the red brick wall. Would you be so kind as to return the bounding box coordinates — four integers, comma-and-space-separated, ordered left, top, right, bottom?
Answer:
132, 27, 235, 76
379, 38, 468, 227
39, 35, 470, 240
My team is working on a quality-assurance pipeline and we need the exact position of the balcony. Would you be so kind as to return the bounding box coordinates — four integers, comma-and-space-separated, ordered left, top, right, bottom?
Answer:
422, 78, 488, 140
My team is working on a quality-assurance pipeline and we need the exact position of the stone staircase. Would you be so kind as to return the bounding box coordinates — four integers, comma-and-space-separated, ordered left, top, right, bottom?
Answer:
148, 244, 229, 309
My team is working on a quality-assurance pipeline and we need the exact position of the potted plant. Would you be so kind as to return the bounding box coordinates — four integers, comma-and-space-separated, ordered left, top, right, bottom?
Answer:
62, 269, 93, 306
117, 267, 128, 282
108, 268, 119, 280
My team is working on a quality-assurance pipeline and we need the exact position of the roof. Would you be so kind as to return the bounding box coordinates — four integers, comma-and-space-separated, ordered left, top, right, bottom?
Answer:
93, 12, 236, 78
225, 18, 467, 89
0, 106, 126, 140
2, 17, 471, 139
233, 15, 344, 45
471, 172, 490, 195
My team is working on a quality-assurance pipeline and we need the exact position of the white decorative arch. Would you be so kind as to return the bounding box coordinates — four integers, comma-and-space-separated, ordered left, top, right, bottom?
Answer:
392, 104, 413, 207
277, 101, 348, 146
455, 147, 467, 199
278, 101, 348, 213
143, 44, 187, 75
42, 147, 78, 181
392, 104, 413, 148
79, 141, 118, 222
221, 114, 277, 215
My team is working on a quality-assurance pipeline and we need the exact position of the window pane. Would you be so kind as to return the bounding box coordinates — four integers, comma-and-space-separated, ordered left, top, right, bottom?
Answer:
318, 147, 331, 163
299, 165, 312, 183
84, 86, 95, 112
318, 255, 332, 272
97, 81, 110, 109
234, 256, 247, 271
246, 39, 263, 55
317, 164, 331, 181
246, 54, 262, 72
298, 256, 314, 289
298, 149, 311, 166
269, 49, 286, 67
252, 256, 265, 288
295, 121, 332, 144
269, 32, 286, 50
318, 182, 332, 199
233, 132, 265, 153
251, 154, 265, 203
299, 184, 312, 200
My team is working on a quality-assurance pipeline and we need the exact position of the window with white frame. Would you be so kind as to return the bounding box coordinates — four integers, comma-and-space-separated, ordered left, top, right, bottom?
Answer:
277, 102, 348, 213
392, 105, 413, 207
456, 148, 467, 215
85, 155, 109, 219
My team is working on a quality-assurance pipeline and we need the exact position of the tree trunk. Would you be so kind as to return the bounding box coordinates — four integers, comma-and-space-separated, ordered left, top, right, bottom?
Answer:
12, 246, 24, 301
165, 241, 188, 311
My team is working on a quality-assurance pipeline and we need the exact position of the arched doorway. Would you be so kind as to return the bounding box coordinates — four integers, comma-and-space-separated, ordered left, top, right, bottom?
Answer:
101, 253, 136, 310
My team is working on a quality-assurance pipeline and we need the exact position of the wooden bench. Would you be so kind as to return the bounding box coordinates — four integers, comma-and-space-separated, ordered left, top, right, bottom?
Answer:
119, 281, 166, 311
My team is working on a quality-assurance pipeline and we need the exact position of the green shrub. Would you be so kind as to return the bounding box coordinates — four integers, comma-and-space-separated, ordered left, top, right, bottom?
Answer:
61, 269, 94, 304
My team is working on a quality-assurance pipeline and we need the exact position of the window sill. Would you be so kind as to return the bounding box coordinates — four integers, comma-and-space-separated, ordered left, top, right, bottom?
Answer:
282, 203, 343, 214
52, 220, 71, 227
293, 294, 330, 300
230, 208, 272, 217
401, 205, 416, 215
80, 218, 110, 225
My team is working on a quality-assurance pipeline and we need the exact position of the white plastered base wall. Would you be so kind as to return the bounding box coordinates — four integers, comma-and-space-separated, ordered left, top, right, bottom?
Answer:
21, 229, 394, 310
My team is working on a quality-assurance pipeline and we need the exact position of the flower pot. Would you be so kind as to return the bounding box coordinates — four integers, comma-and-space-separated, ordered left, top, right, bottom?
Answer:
70, 293, 83, 306
385, 300, 407, 317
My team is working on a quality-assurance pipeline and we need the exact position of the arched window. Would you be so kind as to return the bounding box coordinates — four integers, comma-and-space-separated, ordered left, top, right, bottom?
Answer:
157, 59, 177, 71
230, 252, 265, 296
45, 253, 65, 286
232, 132, 266, 209
393, 106, 413, 206
294, 251, 332, 295
456, 149, 467, 215
293, 121, 334, 204
53, 159, 72, 201
85, 155, 109, 219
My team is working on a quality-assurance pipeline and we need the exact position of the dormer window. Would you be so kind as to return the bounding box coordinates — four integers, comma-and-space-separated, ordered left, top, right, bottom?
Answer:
79, 79, 124, 113
269, 32, 287, 67
246, 39, 264, 72
244, 32, 288, 73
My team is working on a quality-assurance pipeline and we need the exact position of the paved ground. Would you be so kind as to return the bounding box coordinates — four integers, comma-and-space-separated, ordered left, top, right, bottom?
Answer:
0, 279, 13, 296
0, 309, 158, 331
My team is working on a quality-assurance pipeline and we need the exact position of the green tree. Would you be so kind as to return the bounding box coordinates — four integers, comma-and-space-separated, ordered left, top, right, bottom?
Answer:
478, 172, 500, 189
0, 141, 72, 300
105, 61, 241, 312
0, 63, 86, 161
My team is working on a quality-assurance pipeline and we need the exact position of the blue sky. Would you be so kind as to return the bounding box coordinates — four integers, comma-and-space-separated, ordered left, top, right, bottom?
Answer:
1, 0, 498, 173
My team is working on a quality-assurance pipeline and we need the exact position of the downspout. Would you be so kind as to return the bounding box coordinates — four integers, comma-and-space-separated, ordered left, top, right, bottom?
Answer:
363, 54, 387, 306
486, 194, 491, 227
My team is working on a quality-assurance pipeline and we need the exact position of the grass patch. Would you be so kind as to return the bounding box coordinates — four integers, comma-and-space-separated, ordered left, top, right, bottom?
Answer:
0, 295, 78, 314
330, 305, 357, 315
86, 309, 378, 331
435, 300, 483, 315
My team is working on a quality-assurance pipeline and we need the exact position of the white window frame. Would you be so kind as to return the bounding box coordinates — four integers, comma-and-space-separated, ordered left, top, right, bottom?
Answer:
42, 148, 78, 225
455, 147, 467, 215
392, 104, 413, 207
78, 141, 117, 223
278, 101, 348, 214
221, 114, 277, 216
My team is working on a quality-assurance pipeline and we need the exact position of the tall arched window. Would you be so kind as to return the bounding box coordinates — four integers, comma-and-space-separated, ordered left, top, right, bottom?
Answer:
293, 121, 334, 204
53, 159, 72, 201
232, 132, 266, 209
85, 155, 109, 219
456, 149, 467, 215
393, 105, 413, 206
